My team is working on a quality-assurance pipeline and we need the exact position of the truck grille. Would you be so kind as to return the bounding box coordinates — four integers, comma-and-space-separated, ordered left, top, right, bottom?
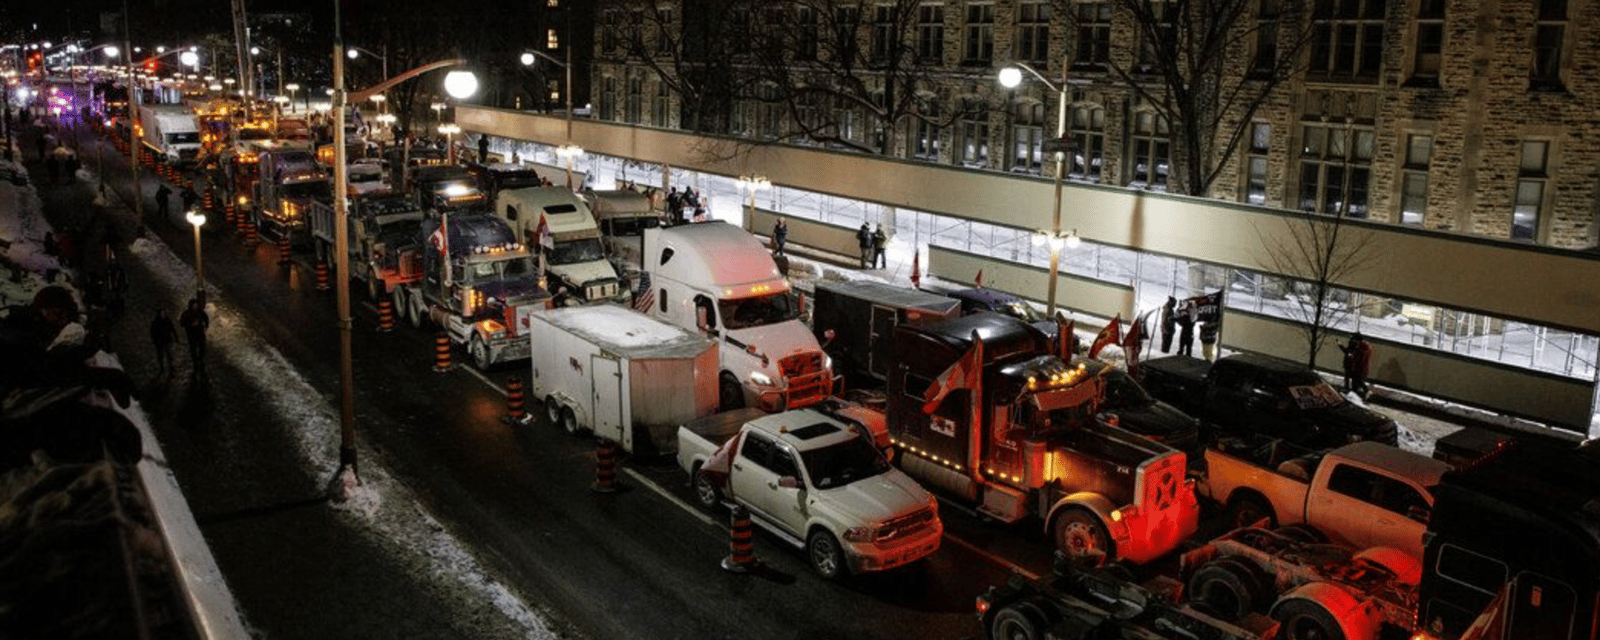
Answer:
876, 507, 937, 545
779, 351, 831, 408
779, 352, 825, 377
584, 278, 619, 301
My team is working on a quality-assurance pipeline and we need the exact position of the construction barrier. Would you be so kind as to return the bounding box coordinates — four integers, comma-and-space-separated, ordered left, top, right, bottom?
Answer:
721, 505, 757, 573
591, 439, 618, 493
203, 187, 215, 212
376, 299, 395, 332
243, 221, 259, 246
433, 331, 452, 372
276, 236, 291, 265
504, 376, 526, 424
223, 201, 235, 227
314, 259, 330, 291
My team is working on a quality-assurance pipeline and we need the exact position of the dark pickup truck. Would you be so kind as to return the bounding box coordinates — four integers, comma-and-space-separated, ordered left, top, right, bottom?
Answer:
1138, 353, 1397, 448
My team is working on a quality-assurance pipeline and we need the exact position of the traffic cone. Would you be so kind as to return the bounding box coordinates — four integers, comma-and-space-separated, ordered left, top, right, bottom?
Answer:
721, 505, 758, 573
243, 221, 259, 246
203, 186, 215, 212
591, 439, 619, 493
314, 259, 330, 291
277, 236, 292, 265
376, 299, 395, 332
433, 331, 453, 372
504, 376, 527, 424
224, 201, 236, 227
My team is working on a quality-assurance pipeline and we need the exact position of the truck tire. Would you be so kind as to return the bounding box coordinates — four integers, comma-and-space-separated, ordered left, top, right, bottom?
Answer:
1226, 493, 1276, 530
1188, 557, 1268, 622
545, 396, 562, 426
559, 406, 580, 436
405, 292, 424, 328
691, 466, 722, 510
806, 529, 847, 580
989, 604, 1047, 640
718, 373, 745, 411
469, 335, 491, 371
1052, 509, 1113, 567
1272, 599, 1346, 640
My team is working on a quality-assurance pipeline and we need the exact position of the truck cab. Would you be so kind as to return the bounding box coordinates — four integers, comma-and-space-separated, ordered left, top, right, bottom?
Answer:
254, 149, 331, 243
495, 186, 624, 303
396, 212, 547, 368
137, 104, 203, 166
585, 189, 661, 279
641, 222, 834, 412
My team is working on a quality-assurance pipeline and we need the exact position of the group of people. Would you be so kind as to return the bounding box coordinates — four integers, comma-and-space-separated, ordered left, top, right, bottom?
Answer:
153, 183, 199, 223
148, 297, 210, 380
665, 186, 706, 225
1159, 296, 1219, 361
855, 223, 887, 269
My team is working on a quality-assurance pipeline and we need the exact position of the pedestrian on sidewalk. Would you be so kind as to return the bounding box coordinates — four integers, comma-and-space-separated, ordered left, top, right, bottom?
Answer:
1339, 333, 1373, 399
872, 224, 888, 269
179, 297, 209, 379
856, 223, 872, 268
1199, 320, 1219, 361
772, 217, 788, 256
1159, 296, 1177, 353
156, 184, 172, 223
181, 184, 198, 214
149, 309, 178, 377
1176, 301, 1196, 357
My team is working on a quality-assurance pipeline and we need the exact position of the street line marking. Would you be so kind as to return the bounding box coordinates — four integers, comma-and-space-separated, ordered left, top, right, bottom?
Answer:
941, 534, 1039, 580
463, 365, 507, 396
623, 468, 718, 528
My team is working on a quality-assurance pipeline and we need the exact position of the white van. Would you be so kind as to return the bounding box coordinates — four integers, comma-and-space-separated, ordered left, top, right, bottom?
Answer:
495, 186, 624, 303
638, 221, 834, 411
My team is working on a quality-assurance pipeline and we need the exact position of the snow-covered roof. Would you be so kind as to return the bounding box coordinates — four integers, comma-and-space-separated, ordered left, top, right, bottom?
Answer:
533, 305, 711, 359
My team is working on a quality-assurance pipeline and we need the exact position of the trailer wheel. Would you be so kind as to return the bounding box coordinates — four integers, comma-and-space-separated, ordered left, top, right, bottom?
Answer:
1272, 599, 1346, 640
1188, 557, 1267, 622
559, 406, 580, 436
469, 335, 491, 371
405, 292, 425, 328
988, 603, 1047, 640
806, 529, 847, 581
1052, 509, 1113, 567
718, 373, 745, 411
545, 396, 562, 426
691, 467, 722, 510
1226, 493, 1276, 530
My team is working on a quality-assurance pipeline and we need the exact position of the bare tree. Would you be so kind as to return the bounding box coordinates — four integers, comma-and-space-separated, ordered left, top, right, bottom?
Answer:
1257, 210, 1379, 368
596, 0, 744, 135
1104, 0, 1313, 197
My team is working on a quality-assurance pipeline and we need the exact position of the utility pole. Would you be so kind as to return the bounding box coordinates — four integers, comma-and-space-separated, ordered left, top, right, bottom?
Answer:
122, 0, 143, 227
230, 0, 253, 113
330, 0, 359, 494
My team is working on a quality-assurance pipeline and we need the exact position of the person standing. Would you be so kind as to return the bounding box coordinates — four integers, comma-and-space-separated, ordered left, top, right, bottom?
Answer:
180, 184, 198, 214
856, 223, 872, 268
872, 224, 888, 269
1199, 320, 1219, 361
478, 135, 490, 164
149, 309, 178, 377
179, 297, 210, 379
772, 217, 788, 256
155, 184, 172, 223
1159, 296, 1177, 353
1176, 301, 1196, 357
1339, 333, 1374, 398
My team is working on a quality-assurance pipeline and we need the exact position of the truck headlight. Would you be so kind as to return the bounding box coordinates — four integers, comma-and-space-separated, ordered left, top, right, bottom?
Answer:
842, 526, 878, 543
748, 371, 774, 387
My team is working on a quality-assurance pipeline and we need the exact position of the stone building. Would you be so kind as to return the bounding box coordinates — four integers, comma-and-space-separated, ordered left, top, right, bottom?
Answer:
591, 0, 1600, 249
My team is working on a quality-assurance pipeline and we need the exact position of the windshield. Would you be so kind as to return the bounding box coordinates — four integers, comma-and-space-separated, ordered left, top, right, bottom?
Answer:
1102, 368, 1153, 408
168, 132, 201, 144
238, 128, 272, 140
719, 291, 800, 330
1288, 381, 1346, 410
349, 170, 383, 184
800, 435, 891, 489
549, 237, 605, 264
283, 181, 330, 200
465, 256, 534, 282
997, 299, 1044, 322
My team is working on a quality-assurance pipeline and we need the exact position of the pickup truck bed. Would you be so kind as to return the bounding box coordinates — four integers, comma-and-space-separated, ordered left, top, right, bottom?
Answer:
677, 408, 765, 469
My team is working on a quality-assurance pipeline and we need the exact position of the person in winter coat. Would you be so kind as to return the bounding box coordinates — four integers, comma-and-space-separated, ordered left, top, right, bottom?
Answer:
1159, 296, 1177, 353
1199, 320, 1219, 361
180, 185, 198, 214
1339, 333, 1374, 398
872, 224, 888, 269
772, 218, 788, 256
149, 309, 178, 377
179, 297, 210, 379
155, 184, 173, 222
1176, 301, 1196, 357
856, 223, 872, 268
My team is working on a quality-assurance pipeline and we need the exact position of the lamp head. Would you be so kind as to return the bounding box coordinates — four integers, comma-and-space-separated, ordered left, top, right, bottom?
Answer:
520, 52, 535, 66
346, 48, 359, 60
185, 210, 207, 227
103, 45, 119, 58
443, 70, 479, 99
998, 67, 1023, 89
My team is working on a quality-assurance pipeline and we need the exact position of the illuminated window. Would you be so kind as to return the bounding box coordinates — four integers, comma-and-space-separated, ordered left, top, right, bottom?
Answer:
1400, 134, 1431, 225
957, 102, 990, 167
547, 29, 560, 51
912, 96, 942, 160
1069, 105, 1105, 182
1513, 140, 1549, 242
1298, 122, 1374, 218
1016, 2, 1051, 65
1244, 123, 1270, 204
964, 4, 994, 63
1011, 101, 1045, 174
1129, 111, 1170, 190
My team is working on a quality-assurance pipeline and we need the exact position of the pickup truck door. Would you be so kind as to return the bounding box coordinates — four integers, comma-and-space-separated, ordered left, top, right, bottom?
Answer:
1309, 461, 1430, 559
729, 434, 806, 537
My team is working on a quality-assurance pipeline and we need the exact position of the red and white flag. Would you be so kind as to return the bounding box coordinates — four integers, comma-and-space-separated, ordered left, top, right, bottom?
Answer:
535, 213, 553, 250
910, 250, 921, 290
922, 331, 983, 414
699, 431, 743, 484
1088, 314, 1122, 360
974, 269, 984, 288
1123, 310, 1151, 369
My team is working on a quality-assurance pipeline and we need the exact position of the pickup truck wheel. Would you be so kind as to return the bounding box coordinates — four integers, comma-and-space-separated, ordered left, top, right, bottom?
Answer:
989, 604, 1046, 640
559, 407, 580, 436
691, 468, 722, 510
469, 335, 491, 371
806, 529, 847, 580
1188, 557, 1267, 622
1226, 493, 1276, 530
1273, 599, 1346, 640
1053, 509, 1113, 567
718, 373, 745, 411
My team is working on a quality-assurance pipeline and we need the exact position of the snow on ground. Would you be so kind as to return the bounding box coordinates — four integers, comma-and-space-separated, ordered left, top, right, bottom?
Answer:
0, 161, 72, 309
125, 235, 561, 638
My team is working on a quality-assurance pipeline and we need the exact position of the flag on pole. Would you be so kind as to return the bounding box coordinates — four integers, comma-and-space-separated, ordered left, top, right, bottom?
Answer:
922, 331, 984, 414
910, 250, 921, 290
632, 272, 655, 312
699, 431, 743, 484
1123, 310, 1151, 369
1088, 314, 1122, 360
535, 213, 554, 250
974, 269, 984, 288
1054, 312, 1075, 359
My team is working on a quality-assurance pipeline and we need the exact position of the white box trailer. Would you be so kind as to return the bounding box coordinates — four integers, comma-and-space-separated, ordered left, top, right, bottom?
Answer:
529, 305, 718, 455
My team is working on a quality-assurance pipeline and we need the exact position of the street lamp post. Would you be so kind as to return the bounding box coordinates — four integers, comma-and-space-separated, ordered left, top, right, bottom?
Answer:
184, 210, 206, 293
438, 122, 461, 163
285, 83, 300, 113
999, 62, 1070, 317
737, 175, 771, 222
519, 49, 572, 141
555, 143, 583, 190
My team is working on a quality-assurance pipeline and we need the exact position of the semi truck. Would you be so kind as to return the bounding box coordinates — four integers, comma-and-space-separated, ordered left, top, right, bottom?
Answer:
136, 104, 202, 166
307, 192, 426, 301
528, 305, 717, 454
494, 186, 625, 303
251, 149, 330, 243
639, 221, 834, 412
390, 211, 548, 369
585, 188, 660, 278
885, 313, 1200, 565
809, 279, 960, 384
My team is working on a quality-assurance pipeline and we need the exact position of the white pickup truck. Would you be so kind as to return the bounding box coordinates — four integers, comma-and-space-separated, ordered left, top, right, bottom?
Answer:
678, 406, 941, 580
1201, 439, 1449, 561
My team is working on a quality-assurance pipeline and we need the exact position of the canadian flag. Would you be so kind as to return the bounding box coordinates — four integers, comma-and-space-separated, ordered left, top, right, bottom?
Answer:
1088, 314, 1122, 360
699, 431, 743, 484
1055, 312, 1075, 359
922, 331, 984, 414
535, 213, 553, 250
1123, 310, 1151, 369
910, 250, 921, 290
974, 269, 984, 289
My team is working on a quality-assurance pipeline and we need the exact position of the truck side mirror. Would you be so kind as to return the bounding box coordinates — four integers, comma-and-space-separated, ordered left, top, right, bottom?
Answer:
778, 476, 802, 489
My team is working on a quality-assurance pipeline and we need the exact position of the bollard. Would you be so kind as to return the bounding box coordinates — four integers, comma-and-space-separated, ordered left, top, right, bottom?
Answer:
277, 236, 292, 264
433, 331, 453, 372
721, 505, 758, 573
504, 375, 527, 424
314, 259, 330, 291
376, 299, 395, 332
591, 439, 619, 493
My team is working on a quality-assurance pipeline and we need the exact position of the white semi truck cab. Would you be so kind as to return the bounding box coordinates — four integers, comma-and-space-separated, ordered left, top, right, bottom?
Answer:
495, 186, 624, 303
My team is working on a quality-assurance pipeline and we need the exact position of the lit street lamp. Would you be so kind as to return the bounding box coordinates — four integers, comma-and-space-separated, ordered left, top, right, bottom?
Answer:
285, 83, 300, 113
438, 122, 461, 163
999, 62, 1070, 317
737, 175, 771, 222
555, 143, 583, 190
519, 49, 573, 141
185, 210, 207, 293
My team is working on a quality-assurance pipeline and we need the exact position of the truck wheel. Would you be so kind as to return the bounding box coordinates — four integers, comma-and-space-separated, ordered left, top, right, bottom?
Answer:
545, 396, 562, 426
806, 529, 847, 580
691, 467, 722, 510
405, 292, 424, 329
1226, 493, 1276, 530
469, 335, 491, 371
1188, 557, 1267, 622
1272, 599, 1346, 640
718, 373, 745, 411
559, 406, 580, 436
989, 604, 1046, 640
1052, 509, 1113, 567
